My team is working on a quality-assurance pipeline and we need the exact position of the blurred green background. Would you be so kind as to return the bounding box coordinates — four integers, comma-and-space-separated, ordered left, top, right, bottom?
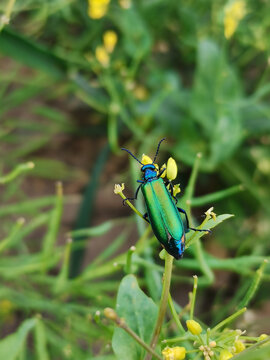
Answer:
0, 0, 270, 359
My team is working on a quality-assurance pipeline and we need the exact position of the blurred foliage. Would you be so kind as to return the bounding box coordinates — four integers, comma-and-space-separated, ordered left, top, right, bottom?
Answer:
0, 0, 270, 359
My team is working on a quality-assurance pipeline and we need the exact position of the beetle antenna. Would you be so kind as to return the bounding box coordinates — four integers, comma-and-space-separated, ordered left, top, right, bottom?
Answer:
121, 148, 143, 165
153, 138, 165, 163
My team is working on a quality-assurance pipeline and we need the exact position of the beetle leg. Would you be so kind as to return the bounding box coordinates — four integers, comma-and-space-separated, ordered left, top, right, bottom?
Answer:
165, 180, 178, 204
123, 183, 142, 205
158, 167, 166, 178
143, 212, 150, 224
177, 207, 211, 233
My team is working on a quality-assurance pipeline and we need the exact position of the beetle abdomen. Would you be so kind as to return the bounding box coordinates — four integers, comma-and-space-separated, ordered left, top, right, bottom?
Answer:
141, 178, 185, 259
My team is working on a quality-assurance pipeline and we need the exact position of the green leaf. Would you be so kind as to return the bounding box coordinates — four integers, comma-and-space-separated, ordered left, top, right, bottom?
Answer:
190, 39, 243, 167
0, 28, 66, 79
34, 318, 50, 360
190, 185, 243, 206
112, 274, 158, 360
0, 318, 36, 360
186, 214, 234, 249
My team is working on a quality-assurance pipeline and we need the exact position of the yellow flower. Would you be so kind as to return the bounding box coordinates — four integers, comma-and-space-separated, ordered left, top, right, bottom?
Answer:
162, 346, 186, 360
114, 183, 125, 194
141, 154, 153, 165
103, 30, 118, 53
259, 334, 268, 341
219, 349, 233, 360
95, 46, 110, 67
186, 319, 202, 335
224, 0, 246, 39
166, 157, 177, 181
160, 163, 166, 178
234, 340, 245, 353
88, 0, 110, 19
173, 184, 181, 197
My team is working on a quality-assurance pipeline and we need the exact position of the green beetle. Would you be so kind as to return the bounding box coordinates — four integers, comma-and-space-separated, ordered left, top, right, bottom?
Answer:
122, 139, 209, 259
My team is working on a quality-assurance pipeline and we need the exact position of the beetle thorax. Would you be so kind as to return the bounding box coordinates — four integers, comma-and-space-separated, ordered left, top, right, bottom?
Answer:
141, 164, 158, 181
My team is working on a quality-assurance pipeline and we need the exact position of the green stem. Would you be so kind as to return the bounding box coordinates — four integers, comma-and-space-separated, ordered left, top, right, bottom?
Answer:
125, 246, 135, 274
190, 275, 198, 319
211, 307, 246, 333
145, 252, 174, 360
162, 335, 190, 344
193, 239, 214, 286
120, 321, 163, 360
185, 153, 202, 217
0, 162, 34, 184
117, 190, 145, 220
168, 293, 185, 334
237, 259, 268, 310
105, 308, 163, 360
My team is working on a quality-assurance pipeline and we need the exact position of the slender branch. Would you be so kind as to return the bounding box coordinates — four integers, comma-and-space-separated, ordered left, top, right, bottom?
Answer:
104, 308, 163, 360
211, 307, 246, 333
145, 251, 174, 360
168, 293, 185, 334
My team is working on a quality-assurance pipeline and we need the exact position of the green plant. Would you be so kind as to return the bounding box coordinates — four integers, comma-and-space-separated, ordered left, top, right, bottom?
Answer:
0, 0, 270, 358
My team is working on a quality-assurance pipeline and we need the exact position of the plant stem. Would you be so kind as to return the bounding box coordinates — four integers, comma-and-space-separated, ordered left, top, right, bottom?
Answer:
120, 321, 163, 360
104, 308, 163, 360
117, 190, 145, 220
211, 307, 246, 333
168, 293, 185, 334
145, 251, 174, 360
190, 275, 198, 319
185, 152, 202, 217
237, 259, 268, 310
0, 162, 34, 184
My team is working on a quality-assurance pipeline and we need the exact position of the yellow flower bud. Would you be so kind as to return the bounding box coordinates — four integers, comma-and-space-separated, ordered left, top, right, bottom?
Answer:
88, 0, 110, 19
259, 334, 268, 341
166, 157, 177, 180
224, 0, 246, 39
160, 163, 166, 178
173, 184, 181, 197
104, 307, 118, 321
141, 154, 153, 165
186, 320, 202, 335
162, 346, 186, 360
234, 340, 245, 353
103, 30, 118, 53
95, 46, 110, 67
219, 349, 233, 360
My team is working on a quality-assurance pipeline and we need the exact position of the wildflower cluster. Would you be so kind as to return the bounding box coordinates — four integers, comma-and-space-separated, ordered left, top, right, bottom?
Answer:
143, 153, 181, 194
224, 0, 246, 39
95, 30, 118, 67
161, 275, 269, 360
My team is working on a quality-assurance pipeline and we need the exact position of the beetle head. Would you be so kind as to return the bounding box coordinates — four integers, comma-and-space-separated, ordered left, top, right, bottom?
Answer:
141, 163, 158, 181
